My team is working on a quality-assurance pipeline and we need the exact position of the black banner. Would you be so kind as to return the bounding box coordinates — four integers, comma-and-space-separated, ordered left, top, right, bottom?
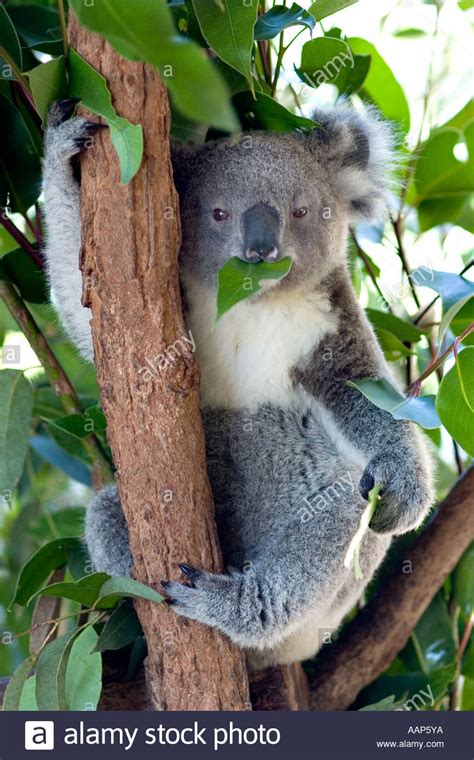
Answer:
0, 710, 472, 759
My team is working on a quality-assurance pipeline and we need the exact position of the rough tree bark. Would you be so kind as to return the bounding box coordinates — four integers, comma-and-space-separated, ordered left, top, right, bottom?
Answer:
309, 466, 474, 710
68, 16, 250, 711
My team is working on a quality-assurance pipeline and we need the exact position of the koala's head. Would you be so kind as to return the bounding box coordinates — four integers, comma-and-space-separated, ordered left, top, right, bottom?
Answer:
172, 105, 395, 296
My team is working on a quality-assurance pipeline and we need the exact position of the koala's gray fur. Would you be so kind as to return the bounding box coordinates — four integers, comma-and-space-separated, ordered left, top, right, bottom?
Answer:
43, 99, 433, 670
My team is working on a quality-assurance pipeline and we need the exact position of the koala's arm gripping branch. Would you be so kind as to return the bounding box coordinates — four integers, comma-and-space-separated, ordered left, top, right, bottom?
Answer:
308, 466, 474, 710
68, 14, 249, 711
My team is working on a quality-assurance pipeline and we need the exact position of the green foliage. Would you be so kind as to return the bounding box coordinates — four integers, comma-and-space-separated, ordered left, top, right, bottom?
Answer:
0, 0, 472, 714
27, 57, 67, 123
216, 256, 292, 320
68, 0, 238, 131
255, 4, 315, 40
0, 369, 33, 493
69, 49, 143, 184
192, 0, 258, 90
436, 347, 474, 456
347, 377, 440, 429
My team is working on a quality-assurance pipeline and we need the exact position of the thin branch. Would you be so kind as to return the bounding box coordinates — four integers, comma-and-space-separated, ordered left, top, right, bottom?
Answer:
350, 229, 391, 311
0, 281, 113, 484
57, 0, 69, 59
391, 215, 421, 308
409, 321, 474, 392
1, 216, 43, 269
257, 40, 272, 87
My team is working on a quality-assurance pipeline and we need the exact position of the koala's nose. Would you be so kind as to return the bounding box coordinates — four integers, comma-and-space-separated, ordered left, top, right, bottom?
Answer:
244, 245, 279, 263
242, 203, 281, 264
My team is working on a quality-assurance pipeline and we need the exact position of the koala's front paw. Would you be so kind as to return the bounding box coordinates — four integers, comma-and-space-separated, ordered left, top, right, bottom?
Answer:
359, 453, 433, 535
161, 564, 234, 629
45, 99, 107, 164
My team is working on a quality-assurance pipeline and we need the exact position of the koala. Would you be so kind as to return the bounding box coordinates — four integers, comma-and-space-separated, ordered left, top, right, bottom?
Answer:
42, 98, 433, 671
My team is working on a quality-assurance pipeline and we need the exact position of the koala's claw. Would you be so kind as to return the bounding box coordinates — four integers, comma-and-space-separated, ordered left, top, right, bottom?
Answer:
178, 563, 200, 581
45, 113, 106, 164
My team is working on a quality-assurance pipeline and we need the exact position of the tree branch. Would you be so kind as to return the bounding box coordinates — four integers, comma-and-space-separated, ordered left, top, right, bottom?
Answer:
309, 467, 474, 710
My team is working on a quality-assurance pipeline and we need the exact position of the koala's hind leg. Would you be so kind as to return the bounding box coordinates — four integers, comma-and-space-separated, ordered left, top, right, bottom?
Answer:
84, 485, 132, 577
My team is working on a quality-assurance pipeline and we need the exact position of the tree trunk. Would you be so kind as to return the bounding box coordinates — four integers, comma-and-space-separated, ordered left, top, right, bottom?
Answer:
309, 467, 474, 710
68, 16, 250, 711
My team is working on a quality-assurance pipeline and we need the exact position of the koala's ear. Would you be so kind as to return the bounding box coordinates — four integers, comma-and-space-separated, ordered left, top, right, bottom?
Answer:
170, 139, 195, 194
309, 105, 397, 222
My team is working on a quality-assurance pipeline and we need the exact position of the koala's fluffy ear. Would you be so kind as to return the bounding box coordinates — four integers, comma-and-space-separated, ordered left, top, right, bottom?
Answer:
170, 139, 195, 194
309, 105, 397, 222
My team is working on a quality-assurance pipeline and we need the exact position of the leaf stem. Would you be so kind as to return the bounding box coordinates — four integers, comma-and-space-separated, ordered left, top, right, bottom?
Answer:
57, 0, 69, 60
409, 321, 474, 390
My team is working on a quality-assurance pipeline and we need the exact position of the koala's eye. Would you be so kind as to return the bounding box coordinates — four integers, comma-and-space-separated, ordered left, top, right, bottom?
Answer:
292, 207, 307, 219
212, 208, 229, 222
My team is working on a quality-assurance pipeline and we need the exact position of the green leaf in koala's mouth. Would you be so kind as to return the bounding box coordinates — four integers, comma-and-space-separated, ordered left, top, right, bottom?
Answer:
216, 256, 293, 321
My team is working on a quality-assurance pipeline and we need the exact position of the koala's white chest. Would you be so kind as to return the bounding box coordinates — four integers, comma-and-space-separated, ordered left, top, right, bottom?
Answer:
186, 282, 338, 411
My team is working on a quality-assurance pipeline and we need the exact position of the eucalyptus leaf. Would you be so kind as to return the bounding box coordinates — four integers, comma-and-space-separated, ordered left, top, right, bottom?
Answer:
436, 347, 474, 455
27, 57, 67, 124
30, 572, 110, 608
308, 0, 358, 20
69, 49, 143, 184
29, 434, 92, 486
298, 36, 356, 89
0, 4, 23, 71
97, 576, 165, 607
7, 5, 62, 57
452, 543, 474, 615
255, 4, 315, 40
437, 294, 473, 348
232, 91, 316, 132
192, 0, 258, 90
94, 601, 142, 652
411, 269, 474, 311
2, 657, 33, 711
65, 627, 102, 710
11, 537, 84, 607
216, 256, 293, 320
347, 377, 441, 429
0, 370, 33, 494
35, 628, 82, 711
0, 92, 42, 213
408, 123, 474, 231
0, 247, 48, 303
374, 328, 415, 362
365, 308, 425, 343
411, 593, 456, 675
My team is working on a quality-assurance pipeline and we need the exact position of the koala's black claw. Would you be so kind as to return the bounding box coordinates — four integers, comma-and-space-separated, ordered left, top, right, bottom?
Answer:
359, 471, 375, 501
160, 580, 171, 589
84, 121, 108, 132
179, 563, 200, 579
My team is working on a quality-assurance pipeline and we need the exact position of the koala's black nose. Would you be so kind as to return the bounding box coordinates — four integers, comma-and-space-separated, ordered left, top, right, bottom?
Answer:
242, 203, 281, 263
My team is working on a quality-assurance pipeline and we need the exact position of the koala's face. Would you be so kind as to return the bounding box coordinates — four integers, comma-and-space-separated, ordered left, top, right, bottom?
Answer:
172, 110, 391, 295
